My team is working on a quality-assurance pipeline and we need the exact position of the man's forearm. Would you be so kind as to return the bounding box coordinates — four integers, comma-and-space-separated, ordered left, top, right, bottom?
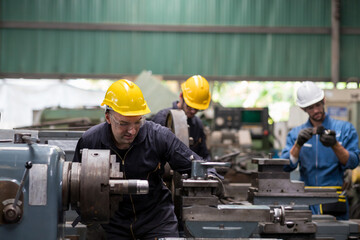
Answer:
290, 143, 301, 158
332, 142, 349, 165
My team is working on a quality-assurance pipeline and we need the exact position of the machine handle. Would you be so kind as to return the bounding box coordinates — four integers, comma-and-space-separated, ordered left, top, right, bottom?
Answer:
13, 161, 32, 208
3, 161, 32, 223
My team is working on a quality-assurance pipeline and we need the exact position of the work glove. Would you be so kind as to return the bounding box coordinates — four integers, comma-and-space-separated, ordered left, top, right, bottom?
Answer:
319, 129, 337, 147
296, 128, 313, 147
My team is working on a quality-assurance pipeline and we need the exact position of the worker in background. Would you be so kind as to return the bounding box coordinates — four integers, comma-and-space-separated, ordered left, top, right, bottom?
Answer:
152, 75, 211, 161
281, 81, 360, 220
73, 79, 200, 239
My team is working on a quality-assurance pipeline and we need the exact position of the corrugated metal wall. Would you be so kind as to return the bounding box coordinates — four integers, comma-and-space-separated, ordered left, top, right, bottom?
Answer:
1, 0, 331, 26
0, 0, 359, 81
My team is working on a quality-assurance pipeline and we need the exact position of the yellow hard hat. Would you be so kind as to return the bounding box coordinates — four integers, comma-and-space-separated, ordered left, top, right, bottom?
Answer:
181, 75, 211, 110
101, 79, 151, 116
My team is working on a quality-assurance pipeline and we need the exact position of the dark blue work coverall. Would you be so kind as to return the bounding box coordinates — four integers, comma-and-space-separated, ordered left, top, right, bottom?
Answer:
73, 121, 198, 239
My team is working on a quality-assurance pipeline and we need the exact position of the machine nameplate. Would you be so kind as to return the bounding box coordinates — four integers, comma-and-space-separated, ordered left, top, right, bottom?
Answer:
29, 164, 48, 205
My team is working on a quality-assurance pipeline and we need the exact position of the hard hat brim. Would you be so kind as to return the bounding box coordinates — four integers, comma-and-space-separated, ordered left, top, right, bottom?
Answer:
183, 95, 211, 110
101, 102, 151, 116
296, 91, 324, 108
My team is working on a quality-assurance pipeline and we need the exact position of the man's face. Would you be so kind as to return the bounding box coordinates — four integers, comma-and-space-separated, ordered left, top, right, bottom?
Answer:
303, 100, 325, 123
182, 101, 199, 119
106, 111, 144, 149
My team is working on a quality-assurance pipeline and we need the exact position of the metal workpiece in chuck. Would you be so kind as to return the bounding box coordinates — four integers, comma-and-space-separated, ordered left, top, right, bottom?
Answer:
109, 179, 149, 195
62, 149, 149, 224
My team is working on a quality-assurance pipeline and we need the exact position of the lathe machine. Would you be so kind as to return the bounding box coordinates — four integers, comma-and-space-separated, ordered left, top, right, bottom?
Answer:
0, 132, 148, 239
1, 110, 360, 239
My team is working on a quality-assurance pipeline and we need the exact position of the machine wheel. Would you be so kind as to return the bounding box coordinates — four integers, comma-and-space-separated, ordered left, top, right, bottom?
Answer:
165, 109, 189, 223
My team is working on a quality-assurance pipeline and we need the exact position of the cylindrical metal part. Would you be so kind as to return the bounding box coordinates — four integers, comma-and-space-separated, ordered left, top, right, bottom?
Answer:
70, 162, 81, 210
109, 180, 149, 195
62, 149, 150, 224
271, 206, 285, 225
2, 205, 22, 223
62, 161, 71, 211
79, 149, 110, 223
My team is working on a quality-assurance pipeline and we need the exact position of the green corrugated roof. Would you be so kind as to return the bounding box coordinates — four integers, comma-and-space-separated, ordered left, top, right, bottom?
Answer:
1, 0, 359, 81
1, 0, 331, 26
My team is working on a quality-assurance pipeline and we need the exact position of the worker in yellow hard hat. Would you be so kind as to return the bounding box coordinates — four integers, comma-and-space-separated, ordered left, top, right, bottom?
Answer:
73, 79, 199, 239
152, 75, 212, 160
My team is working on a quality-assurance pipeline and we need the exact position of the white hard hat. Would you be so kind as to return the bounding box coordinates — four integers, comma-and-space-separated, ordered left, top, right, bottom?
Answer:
296, 81, 324, 108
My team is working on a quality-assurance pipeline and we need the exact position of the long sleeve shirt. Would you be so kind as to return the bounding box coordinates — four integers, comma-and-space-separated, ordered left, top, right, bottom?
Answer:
73, 121, 199, 238
152, 101, 210, 161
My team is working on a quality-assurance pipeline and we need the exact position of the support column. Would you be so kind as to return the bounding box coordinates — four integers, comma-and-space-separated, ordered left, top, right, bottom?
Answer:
331, 0, 340, 88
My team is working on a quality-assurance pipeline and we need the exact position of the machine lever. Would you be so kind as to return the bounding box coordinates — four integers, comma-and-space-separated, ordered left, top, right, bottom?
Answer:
13, 161, 32, 208
22, 135, 40, 144
3, 161, 32, 223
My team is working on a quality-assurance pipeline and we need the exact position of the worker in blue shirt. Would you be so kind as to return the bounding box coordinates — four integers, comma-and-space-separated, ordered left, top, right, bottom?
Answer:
152, 75, 211, 161
73, 79, 199, 239
281, 81, 360, 220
